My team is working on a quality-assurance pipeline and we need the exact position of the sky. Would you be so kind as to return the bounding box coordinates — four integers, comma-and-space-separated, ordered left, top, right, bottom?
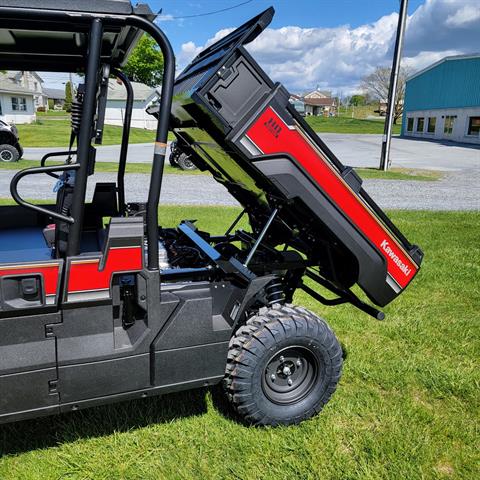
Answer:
42, 0, 479, 95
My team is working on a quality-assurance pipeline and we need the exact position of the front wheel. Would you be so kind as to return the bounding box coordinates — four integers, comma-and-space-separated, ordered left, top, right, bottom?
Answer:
0, 144, 19, 162
224, 304, 343, 426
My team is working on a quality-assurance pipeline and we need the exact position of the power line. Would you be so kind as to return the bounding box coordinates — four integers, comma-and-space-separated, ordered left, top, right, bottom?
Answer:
161, 0, 254, 20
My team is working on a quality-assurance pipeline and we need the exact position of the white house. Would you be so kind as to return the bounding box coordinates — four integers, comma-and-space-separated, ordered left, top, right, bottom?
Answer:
10, 71, 47, 110
105, 79, 158, 130
0, 71, 36, 124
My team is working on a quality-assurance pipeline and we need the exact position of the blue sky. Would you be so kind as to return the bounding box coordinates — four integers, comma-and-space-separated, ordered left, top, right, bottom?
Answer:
42, 0, 479, 95
150, 0, 425, 54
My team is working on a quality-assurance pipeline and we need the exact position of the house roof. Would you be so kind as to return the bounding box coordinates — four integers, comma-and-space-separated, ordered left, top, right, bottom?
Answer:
44, 87, 66, 100
107, 79, 157, 101
304, 97, 336, 107
0, 72, 36, 95
407, 53, 480, 81
9, 71, 44, 84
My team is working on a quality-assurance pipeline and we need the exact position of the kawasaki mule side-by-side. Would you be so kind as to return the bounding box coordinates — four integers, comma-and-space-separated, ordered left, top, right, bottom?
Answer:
0, 2, 422, 426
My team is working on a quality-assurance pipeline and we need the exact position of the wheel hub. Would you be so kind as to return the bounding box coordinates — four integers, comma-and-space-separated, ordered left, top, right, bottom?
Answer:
262, 346, 318, 405
0, 150, 13, 161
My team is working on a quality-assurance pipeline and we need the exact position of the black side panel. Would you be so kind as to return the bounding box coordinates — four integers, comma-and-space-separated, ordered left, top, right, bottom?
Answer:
152, 285, 233, 351
0, 313, 59, 375
58, 353, 150, 403
0, 368, 58, 422
154, 342, 229, 387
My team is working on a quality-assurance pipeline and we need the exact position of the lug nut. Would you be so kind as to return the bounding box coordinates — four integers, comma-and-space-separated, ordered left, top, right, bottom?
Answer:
279, 356, 285, 362
270, 374, 276, 381
287, 378, 293, 386
296, 359, 302, 367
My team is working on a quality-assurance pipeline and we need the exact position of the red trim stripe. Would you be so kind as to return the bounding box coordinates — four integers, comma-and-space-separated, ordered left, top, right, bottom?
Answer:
246, 107, 418, 289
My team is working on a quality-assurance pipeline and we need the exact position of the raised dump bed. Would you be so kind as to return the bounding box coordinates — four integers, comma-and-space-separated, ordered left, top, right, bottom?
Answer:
152, 8, 423, 307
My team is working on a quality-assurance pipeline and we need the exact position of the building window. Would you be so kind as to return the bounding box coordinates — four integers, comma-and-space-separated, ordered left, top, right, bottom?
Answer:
444, 115, 455, 135
467, 116, 480, 136
407, 117, 414, 132
416, 117, 424, 132
11, 97, 27, 111
427, 117, 436, 133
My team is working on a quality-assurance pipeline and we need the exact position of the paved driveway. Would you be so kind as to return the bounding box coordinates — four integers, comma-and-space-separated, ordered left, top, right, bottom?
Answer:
24, 134, 480, 171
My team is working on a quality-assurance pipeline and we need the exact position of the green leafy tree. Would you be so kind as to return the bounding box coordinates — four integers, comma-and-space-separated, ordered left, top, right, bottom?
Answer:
350, 94, 366, 106
123, 34, 164, 87
64, 81, 73, 112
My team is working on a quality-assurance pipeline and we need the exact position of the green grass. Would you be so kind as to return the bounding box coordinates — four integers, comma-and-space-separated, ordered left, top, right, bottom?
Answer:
0, 207, 478, 479
36, 110, 69, 117
355, 167, 442, 181
17, 120, 159, 147
306, 116, 402, 134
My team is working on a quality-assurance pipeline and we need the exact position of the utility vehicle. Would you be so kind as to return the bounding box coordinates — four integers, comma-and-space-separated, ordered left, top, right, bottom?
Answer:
0, 2, 422, 426
0, 120, 23, 162
168, 140, 197, 171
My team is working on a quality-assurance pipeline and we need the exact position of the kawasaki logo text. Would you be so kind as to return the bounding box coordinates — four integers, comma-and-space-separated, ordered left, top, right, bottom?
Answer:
380, 240, 411, 277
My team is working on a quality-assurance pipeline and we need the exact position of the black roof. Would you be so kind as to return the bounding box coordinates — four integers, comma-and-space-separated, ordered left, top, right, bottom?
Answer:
1, 0, 147, 15
0, 2, 155, 72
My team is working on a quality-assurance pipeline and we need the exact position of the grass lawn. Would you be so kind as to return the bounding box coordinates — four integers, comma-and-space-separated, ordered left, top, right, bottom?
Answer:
17, 120, 159, 147
1, 159, 441, 181
36, 110, 69, 118
0, 206, 478, 479
305, 116, 402, 135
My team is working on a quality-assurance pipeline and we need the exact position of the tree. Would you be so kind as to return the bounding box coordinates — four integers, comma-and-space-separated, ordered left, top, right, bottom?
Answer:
361, 66, 410, 124
350, 94, 366, 106
123, 34, 164, 87
64, 81, 73, 112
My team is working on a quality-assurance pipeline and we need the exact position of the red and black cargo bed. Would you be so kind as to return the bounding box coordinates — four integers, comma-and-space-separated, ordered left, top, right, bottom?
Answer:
158, 7, 423, 307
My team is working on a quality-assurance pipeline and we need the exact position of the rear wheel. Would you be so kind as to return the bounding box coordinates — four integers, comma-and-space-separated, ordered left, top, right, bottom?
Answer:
0, 144, 19, 162
177, 153, 197, 171
224, 304, 343, 426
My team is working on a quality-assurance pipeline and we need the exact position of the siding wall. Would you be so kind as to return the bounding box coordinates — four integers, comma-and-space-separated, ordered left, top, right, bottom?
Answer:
0, 93, 36, 124
105, 99, 156, 130
403, 107, 480, 145
404, 57, 480, 111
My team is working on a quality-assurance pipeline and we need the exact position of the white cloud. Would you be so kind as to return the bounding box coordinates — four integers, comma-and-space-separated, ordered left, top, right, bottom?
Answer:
177, 0, 480, 94
445, 4, 480, 27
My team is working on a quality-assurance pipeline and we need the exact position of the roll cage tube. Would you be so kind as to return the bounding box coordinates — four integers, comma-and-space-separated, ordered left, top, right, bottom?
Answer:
2, 8, 175, 270
124, 15, 175, 271
111, 69, 134, 217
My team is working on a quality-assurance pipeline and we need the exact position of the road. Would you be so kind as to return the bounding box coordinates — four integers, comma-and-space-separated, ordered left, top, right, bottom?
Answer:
24, 134, 480, 171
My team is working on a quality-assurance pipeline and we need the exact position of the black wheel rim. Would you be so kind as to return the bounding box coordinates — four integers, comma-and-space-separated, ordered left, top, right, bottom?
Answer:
183, 158, 195, 169
262, 346, 319, 405
0, 150, 13, 162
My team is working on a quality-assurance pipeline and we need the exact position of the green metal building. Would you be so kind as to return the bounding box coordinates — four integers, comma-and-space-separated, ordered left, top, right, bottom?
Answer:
402, 54, 480, 145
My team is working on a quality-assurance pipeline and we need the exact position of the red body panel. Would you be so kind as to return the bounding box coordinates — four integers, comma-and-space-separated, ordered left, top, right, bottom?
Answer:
67, 246, 143, 293
0, 263, 60, 296
246, 107, 418, 289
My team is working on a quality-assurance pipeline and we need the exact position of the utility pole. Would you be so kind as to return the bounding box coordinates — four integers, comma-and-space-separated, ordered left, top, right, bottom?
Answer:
69, 72, 75, 98
379, 0, 408, 171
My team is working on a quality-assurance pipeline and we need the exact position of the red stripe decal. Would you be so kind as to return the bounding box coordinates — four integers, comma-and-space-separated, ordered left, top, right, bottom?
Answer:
0, 264, 60, 295
67, 246, 143, 293
246, 107, 417, 289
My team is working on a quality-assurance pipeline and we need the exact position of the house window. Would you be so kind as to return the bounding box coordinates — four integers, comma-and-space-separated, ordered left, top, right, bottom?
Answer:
467, 116, 480, 136
427, 117, 436, 133
444, 115, 455, 134
407, 117, 414, 132
416, 117, 424, 132
11, 97, 27, 111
